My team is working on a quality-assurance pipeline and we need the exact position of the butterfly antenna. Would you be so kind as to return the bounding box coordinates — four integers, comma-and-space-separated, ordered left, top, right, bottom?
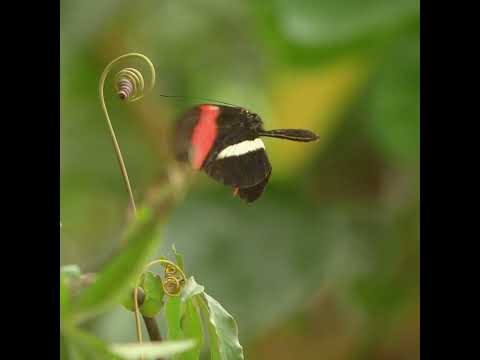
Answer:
158, 94, 239, 107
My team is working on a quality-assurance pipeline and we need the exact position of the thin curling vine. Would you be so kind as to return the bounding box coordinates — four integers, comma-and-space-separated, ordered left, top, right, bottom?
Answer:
99, 53, 156, 214
133, 259, 187, 359
99, 53, 159, 356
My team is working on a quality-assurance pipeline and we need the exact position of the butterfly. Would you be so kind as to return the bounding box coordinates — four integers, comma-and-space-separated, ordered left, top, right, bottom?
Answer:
174, 104, 319, 202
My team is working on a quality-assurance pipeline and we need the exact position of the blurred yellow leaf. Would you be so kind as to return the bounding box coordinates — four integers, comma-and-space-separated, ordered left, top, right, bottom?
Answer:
267, 58, 369, 177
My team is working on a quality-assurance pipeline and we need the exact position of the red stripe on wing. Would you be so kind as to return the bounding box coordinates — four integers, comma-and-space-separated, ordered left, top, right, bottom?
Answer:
191, 105, 219, 169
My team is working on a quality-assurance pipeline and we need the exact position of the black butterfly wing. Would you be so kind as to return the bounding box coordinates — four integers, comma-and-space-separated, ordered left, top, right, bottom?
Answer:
203, 145, 272, 188
173, 106, 200, 162
236, 169, 271, 203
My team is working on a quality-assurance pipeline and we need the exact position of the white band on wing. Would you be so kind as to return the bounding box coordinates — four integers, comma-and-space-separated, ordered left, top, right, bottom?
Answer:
217, 138, 265, 159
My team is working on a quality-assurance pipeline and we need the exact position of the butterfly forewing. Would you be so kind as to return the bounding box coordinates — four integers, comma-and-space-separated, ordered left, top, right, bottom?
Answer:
174, 106, 201, 162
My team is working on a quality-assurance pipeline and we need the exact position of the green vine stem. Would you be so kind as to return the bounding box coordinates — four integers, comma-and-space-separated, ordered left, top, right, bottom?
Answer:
99, 53, 156, 214
133, 259, 187, 359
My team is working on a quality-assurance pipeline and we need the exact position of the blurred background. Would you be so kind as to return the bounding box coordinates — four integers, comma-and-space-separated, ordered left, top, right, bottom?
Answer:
60, 0, 419, 359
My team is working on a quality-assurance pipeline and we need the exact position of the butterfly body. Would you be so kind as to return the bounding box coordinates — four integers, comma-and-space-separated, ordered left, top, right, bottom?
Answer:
174, 104, 318, 202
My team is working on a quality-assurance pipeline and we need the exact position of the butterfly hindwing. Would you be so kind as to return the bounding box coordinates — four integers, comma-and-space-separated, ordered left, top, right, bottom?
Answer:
203, 143, 272, 188
236, 170, 271, 203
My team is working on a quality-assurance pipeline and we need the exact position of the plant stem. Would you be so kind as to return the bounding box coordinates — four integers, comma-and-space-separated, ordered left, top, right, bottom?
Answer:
142, 317, 164, 360
142, 316, 162, 342
135, 288, 164, 360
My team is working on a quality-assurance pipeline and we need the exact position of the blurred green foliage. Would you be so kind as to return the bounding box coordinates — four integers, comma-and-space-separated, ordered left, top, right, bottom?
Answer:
61, 0, 419, 358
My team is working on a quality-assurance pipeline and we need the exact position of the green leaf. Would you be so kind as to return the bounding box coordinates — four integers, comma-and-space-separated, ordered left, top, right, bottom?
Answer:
180, 299, 204, 360
175, 277, 205, 360
69, 329, 123, 360
199, 293, 244, 360
110, 340, 197, 360
165, 296, 183, 341
206, 319, 221, 360
73, 207, 163, 322
140, 272, 165, 317
180, 277, 205, 303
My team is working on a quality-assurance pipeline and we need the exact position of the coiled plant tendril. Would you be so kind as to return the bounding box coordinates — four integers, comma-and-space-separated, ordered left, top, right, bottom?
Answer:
163, 263, 187, 296
115, 67, 147, 101
99, 53, 156, 214
133, 259, 187, 358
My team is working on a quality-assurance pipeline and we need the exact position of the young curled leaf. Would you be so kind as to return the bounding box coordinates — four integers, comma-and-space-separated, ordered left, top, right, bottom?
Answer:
140, 272, 165, 317
121, 272, 165, 317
